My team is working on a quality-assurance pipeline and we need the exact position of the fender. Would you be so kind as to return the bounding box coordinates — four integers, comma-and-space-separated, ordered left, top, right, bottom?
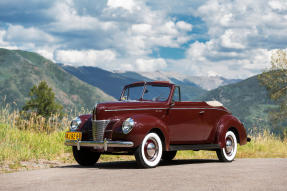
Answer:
216, 114, 247, 148
111, 114, 170, 151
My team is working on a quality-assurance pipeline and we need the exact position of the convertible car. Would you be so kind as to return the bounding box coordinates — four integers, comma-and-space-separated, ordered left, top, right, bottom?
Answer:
65, 81, 250, 168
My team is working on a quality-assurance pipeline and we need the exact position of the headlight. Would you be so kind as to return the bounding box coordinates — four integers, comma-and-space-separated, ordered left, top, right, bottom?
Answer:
122, 118, 135, 134
70, 117, 82, 131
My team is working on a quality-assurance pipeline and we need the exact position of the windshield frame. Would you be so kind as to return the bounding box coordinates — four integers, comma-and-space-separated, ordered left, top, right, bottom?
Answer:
120, 82, 173, 102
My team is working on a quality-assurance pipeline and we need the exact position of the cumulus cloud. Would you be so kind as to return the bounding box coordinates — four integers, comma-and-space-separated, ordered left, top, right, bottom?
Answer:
176, 21, 192, 31
165, 0, 287, 78
36, 48, 56, 62
45, 1, 115, 32
0, 0, 287, 78
5, 25, 57, 44
135, 58, 167, 72
55, 49, 117, 67
107, 0, 137, 12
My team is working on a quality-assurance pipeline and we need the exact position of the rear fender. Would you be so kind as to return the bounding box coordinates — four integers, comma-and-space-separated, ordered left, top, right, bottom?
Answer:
216, 114, 247, 148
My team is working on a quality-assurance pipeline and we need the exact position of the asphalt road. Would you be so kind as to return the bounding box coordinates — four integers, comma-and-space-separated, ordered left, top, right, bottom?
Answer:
1, 158, 287, 191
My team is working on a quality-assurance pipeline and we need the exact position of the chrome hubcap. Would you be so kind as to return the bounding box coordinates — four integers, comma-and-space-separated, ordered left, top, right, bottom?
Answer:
225, 135, 234, 156
144, 138, 159, 161
146, 142, 156, 157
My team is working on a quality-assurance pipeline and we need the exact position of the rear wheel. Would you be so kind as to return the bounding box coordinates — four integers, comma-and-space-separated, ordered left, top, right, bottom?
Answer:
72, 146, 101, 166
134, 132, 163, 168
161, 151, 177, 161
216, 131, 238, 162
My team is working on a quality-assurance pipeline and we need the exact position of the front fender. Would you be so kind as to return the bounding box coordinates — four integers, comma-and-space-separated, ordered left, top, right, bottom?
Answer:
216, 114, 247, 148
111, 114, 170, 150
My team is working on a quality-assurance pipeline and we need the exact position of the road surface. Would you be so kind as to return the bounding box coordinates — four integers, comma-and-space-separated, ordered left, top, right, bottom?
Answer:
1, 158, 286, 191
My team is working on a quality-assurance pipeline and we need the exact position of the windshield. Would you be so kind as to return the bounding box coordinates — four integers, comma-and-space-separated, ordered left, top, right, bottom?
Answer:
121, 84, 171, 102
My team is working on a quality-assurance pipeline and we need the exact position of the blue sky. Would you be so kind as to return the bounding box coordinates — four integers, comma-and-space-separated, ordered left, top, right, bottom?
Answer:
0, 0, 287, 79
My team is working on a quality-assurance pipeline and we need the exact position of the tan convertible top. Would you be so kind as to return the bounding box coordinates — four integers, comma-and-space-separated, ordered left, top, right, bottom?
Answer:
205, 101, 223, 107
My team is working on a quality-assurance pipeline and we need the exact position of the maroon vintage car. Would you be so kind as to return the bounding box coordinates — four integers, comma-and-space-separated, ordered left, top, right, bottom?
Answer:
65, 81, 250, 168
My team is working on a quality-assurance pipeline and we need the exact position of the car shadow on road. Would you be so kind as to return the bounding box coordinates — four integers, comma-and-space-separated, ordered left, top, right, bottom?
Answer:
58, 159, 220, 170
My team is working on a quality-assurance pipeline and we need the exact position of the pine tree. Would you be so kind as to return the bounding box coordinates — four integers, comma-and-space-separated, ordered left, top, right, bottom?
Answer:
23, 81, 63, 118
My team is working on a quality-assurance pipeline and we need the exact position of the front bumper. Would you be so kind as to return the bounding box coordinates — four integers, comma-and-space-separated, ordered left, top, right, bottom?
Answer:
65, 138, 134, 151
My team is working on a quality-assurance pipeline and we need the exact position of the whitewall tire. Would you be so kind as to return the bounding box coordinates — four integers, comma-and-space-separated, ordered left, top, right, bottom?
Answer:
216, 131, 238, 162
134, 132, 163, 168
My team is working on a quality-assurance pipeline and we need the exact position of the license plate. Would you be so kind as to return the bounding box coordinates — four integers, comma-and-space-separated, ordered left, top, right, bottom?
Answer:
65, 132, 82, 141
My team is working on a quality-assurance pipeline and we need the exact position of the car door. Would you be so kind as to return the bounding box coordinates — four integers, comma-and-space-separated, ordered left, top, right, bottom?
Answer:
167, 87, 212, 144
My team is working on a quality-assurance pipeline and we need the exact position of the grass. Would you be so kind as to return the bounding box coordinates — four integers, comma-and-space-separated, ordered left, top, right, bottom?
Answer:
0, 123, 71, 164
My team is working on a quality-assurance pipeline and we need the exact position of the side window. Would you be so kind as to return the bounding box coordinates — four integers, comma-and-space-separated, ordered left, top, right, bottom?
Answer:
172, 86, 180, 102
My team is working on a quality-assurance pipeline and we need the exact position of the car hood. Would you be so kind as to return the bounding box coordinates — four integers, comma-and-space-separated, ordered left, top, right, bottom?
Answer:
96, 101, 168, 111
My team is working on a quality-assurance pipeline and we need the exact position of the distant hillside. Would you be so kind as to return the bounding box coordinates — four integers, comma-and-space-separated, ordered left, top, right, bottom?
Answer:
61, 66, 141, 99
201, 75, 281, 134
61, 66, 207, 101
126, 71, 241, 90
185, 75, 241, 90
0, 49, 114, 111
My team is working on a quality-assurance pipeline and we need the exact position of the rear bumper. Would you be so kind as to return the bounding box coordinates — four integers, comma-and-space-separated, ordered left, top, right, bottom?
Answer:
65, 139, 134, 151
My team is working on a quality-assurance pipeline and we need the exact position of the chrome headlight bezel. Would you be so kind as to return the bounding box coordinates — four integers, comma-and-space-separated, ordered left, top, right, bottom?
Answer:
70, 117, 82, 131
122, 118, 135, 134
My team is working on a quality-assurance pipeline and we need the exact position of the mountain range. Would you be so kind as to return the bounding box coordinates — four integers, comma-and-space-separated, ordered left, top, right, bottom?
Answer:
60, 65, 208, 101
0, 48, 114, 111
0, 48, 281, 135
201, 75, 279, 134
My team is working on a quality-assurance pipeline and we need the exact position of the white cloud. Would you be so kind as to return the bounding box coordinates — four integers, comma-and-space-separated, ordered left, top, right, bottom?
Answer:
0, 30, 9, 47
220, 30, 245, 49
46, 1, 115, 32
36, 48, 55, 62
171, 44, 272, 79
131, 24, 152, 34
135, 58, 167, 72
269, 0, 287, 11
5, 25, 57, 44
207, 71, 219, 77
107, 0, 137, 12
176, 21, 192, 31
55, 49, 117, 67
0, 30, 18, 49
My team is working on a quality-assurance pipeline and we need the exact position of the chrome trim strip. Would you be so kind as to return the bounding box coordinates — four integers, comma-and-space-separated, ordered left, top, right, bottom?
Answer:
65, 139, 134, 151
105, 108, 168, 111
105, 107, 228, 113
171, 107, 228, 112
91, 119, 111, 122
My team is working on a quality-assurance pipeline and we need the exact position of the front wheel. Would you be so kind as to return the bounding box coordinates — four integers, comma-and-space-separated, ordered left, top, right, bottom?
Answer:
134, 132, 163, 168
72, 146, 101, 166
216, 131, 238, 162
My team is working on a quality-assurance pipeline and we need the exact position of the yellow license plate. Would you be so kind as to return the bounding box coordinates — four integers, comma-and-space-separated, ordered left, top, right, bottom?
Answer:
65, 132, 82, 141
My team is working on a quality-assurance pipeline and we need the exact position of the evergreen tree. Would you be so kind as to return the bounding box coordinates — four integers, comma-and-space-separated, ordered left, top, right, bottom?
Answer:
23, 81, 63, 117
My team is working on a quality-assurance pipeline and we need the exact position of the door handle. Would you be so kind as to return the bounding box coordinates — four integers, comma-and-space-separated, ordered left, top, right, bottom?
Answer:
199, 111, 205, 115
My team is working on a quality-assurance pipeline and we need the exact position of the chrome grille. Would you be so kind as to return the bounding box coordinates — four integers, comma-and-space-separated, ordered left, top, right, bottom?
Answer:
92, 120, 110, 141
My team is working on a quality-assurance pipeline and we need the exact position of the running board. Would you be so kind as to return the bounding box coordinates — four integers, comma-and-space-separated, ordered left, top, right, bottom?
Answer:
169, 144, 221, 151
